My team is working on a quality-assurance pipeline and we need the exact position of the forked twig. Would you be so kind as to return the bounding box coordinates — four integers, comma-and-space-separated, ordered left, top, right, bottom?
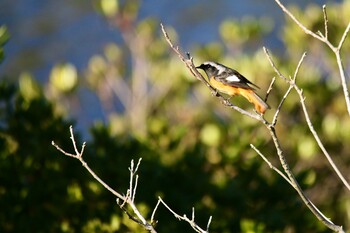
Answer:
53, 126, 212, 233
322, 5, 329, 39
161, 22, 344, 232
160, 23, 265, 123
263, 49, 345, 233
274, 0, 350, 116
158, 197, 212, 233
52, 126, 157, 233
264, 77, 276, 102
263, 47, 350, 192
250, 144, 292, 186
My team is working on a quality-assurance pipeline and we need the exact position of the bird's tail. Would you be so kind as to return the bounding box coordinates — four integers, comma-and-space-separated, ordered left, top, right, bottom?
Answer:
239, 89, 270, 114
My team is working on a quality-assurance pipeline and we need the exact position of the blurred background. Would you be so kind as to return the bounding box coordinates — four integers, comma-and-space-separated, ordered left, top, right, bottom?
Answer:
0, 0, 341, 136
1, 0, 350, 232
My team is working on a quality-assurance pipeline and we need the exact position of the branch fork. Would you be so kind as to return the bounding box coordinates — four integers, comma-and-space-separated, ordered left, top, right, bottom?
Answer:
53, 126, 213, 232
160, 3, 348, 229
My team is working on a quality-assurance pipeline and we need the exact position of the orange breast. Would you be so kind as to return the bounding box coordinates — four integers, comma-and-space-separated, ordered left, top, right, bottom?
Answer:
209, 78, 240, 96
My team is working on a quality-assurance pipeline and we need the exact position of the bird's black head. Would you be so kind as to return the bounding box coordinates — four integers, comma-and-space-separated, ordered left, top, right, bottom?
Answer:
196, 62, 222, 78
196, 63, 212, 71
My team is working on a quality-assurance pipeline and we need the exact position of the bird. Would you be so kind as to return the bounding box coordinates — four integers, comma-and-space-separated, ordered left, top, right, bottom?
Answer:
196, 61, 270, 114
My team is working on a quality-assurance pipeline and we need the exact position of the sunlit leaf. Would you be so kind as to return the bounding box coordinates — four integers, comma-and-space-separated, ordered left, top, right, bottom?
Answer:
50, 63, 78, 93
19, 72, 41, 102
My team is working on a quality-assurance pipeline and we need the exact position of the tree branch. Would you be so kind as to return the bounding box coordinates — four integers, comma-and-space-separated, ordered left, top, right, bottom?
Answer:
52, 126, 157, 233
160, 23, 265, 123
273, 0, 350, 116
263, 46, 350, 191
250, 144, 292, 186
263, 49, 345, 232
53, 126, 212, 232
157, 197, 212, 233
161, 21, 345, 232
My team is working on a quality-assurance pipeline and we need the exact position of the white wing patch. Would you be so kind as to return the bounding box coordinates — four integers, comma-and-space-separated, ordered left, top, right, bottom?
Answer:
225, 75, 240, 83
203, 61, 226, 75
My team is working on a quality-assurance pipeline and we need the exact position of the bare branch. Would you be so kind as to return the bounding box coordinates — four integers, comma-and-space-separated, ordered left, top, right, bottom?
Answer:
271, 85, 293, 127
338, 22, 350, 51
268, 50, 306, 126
264, 77, 276, 102
274, 0, 324, 41
273, 0, 350, 116
250, 144, 293, 186
293, 52, 307, 82
263, 47, 288, 82
264, 47, 350, 191
267, 123, 342, 232
295, 86, 350, 191
161, 23, 265, 123
51, 141, 76, 158
162, 19, 345, 231
206, 216, 212, 233
336, 51, 350, 116
132, 175, 139, 202
151, 199, 161, 224
158, 197, 211, 233
52, 127, 157, 233
322, 5, 329, 40
263, 50, 346, 232
52, 127, 125, 200
69, 126, 81, 156
129, 159, 135, 201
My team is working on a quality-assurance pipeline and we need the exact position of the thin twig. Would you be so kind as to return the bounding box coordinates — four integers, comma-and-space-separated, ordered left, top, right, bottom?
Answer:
161, 22, 345, 232
274, 0, 324, 42
322, 5, 328, 40
265, 77, 276, 102
250, 144, 292, 186
160, 23, 265, 123
127, 158, 148, 225
129, 160, 134, 201
52, 127, 157, 233
263, 50, 345, 232
263, 47, 288, 82
338, 22, 350, 51
335, 49, 350, 116
295, 86, 350, 191
271, 85, 293, 127
206, 216, 212, 232
151, 199, 161, 224
69, 126, 81, 156
158, 197, 211, 233
52, 138, 125, 200
293, 52, 307, 82
267, 125, 342, 232
265, 48, 350, 192
270, 51, 306, 126
132, 175, 139, 202
273, 0, 350, 115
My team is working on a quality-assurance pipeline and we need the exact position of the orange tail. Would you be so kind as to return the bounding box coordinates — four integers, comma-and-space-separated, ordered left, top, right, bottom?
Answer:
239, 89, 270, 114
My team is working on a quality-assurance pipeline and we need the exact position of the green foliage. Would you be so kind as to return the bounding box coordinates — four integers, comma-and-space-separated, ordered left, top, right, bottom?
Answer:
2, 0, 350, 232
0, 80, 331, 232
0, 25, 9, 64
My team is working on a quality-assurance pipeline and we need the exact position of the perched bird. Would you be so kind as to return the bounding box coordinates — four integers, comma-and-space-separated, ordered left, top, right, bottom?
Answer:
196, 61, 270, 114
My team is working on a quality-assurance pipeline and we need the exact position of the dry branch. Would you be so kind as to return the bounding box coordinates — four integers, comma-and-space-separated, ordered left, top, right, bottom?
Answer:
157, 197, 212, 233
274, 0, 350, 116
160, 23, 265, 123
52, 126, 157, 233
160, 20, 345, 232
53, 126, 213, 232
263, 48, 345, 233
